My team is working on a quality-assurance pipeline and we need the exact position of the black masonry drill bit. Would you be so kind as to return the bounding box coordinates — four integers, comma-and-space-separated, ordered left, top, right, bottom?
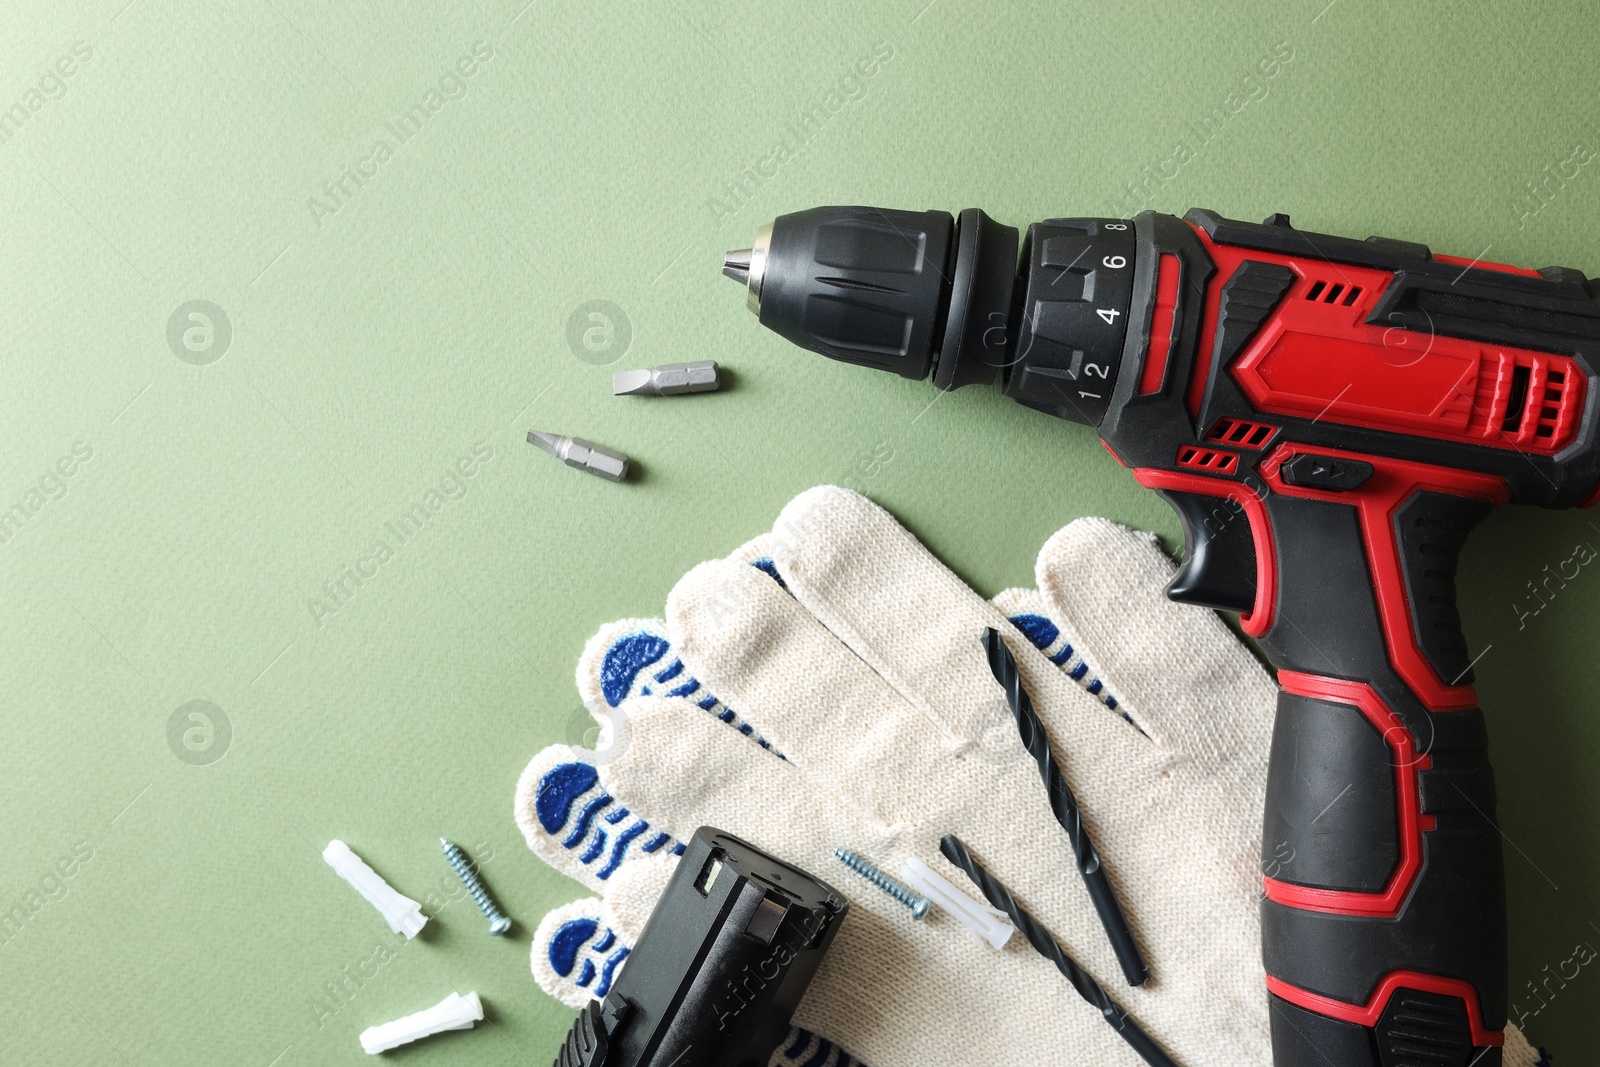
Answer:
982, 626, 1149, 987
939, 835, 1179, 1067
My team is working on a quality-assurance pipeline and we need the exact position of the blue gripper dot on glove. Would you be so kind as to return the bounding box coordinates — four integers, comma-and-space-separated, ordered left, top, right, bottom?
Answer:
597, 627, 780, 754
773, 1026, 869, 1067
546, 914, 632, 998
536, 761, 685, 879
751, 557, 788, 588
1006, 611, 1139, 730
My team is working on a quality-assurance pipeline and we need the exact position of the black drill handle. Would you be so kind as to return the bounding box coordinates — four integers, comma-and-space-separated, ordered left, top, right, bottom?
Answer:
1252, 482, 1508, 1064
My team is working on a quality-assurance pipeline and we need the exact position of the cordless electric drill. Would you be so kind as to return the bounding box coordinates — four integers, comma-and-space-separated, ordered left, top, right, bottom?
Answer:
721, 205, 1600, 1065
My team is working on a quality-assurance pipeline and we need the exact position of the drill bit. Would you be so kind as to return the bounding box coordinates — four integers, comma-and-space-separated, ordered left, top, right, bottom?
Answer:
526, 430, 629, 482
723, 224, 769, 314
983, 627, 1148, 987
720, 249, 751, 286
612, 360, 721, 396
939, 835, 1179, 1067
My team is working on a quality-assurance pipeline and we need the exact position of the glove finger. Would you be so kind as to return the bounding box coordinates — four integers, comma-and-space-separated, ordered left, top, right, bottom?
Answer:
991, 586, 1126, 719
577, 618, 778, 752
531, 897, 638, 1010
597, 695, 886, 860
1501, 1025, 1542, 1067
659, 572, 1139, 806
514, 744, 686, 893
669, 557, 967, 812
763, 486, 1007, 747
764, 486, 1149, 767
1036, 516, 1278, 757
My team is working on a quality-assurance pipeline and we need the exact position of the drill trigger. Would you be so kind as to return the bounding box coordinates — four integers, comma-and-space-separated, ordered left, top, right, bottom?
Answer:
1158, 489, 1260, 615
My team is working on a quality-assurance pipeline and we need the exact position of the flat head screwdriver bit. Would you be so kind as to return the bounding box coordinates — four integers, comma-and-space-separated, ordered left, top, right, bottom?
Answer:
612, 360, 720, 396
526, 430, 629, 482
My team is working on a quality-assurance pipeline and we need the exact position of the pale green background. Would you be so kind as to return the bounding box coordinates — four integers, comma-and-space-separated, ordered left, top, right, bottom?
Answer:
2, 1, 1596, 1062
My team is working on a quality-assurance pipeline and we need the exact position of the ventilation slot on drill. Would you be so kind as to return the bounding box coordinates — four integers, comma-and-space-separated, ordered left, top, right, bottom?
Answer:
1469, 353, 1581, 450
1538, 370, 1568, 439
1304, 279, 1362, 306
1206, 417, 1277, 450
1501, 365, 1531, 432
1175, 446, 1238, 474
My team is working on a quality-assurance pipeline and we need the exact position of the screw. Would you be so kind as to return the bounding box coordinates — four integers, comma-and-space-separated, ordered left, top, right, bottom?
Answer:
832, 847, 931, 920
440, 838, 512, 935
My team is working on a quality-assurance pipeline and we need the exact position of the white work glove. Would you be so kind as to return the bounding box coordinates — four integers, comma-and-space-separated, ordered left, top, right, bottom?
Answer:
515, 486, 1543, 1067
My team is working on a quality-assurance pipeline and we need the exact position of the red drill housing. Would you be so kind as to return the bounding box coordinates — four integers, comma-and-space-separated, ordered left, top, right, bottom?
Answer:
729, 204, 1600, 1065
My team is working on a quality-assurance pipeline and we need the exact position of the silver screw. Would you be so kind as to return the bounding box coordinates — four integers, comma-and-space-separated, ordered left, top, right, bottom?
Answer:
440, 838, 512, 935
832, 847, 931, 920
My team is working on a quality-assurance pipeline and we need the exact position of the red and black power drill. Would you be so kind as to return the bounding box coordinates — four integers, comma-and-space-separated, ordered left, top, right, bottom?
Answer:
721, 205, 1600, 1065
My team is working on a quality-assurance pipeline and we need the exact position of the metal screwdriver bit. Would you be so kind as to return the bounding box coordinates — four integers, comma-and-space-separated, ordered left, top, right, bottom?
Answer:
526, 430, 629, 482
612, 360, 721, 396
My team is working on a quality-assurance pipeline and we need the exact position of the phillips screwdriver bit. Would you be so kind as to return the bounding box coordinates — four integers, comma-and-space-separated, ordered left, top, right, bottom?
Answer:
612, 360, 721, 396
526, 430, 629, 482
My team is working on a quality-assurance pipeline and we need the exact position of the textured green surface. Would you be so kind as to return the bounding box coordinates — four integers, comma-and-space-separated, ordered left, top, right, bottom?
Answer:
2, 1, 1597, 1062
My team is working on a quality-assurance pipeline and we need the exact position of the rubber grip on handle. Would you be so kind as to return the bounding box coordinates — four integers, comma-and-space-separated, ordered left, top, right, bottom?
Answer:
1251, 484, 1507, 1065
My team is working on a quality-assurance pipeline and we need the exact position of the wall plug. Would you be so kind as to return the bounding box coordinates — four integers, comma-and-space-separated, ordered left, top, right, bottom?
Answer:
901, 856, 1014, 949
359, 991, 483, 1055
323, 840, 427, 939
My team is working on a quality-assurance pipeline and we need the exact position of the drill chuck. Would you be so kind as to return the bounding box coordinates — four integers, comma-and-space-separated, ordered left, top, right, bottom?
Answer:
726, 206, 956, 381
723, 205, 1135, 426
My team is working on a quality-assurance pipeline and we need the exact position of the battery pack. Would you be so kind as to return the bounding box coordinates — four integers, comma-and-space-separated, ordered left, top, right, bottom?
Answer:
552, 827, 849, 1067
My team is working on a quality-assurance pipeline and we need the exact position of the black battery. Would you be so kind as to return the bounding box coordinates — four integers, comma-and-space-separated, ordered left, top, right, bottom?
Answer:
552, 827, 849, 1067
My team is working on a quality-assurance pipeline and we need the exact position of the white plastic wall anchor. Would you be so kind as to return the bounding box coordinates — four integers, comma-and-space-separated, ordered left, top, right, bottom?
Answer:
359, 991, 484, 1055
323, 840, 428, 939
901, 857, 1014, 950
